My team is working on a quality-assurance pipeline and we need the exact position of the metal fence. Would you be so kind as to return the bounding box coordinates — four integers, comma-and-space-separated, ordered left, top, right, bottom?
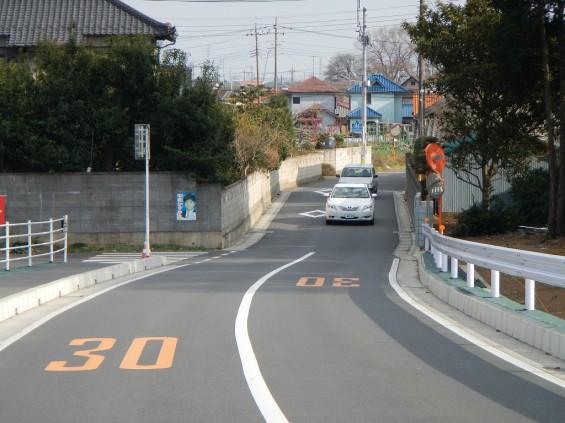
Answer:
1, 216, 68, 270
422, 223, 565, 311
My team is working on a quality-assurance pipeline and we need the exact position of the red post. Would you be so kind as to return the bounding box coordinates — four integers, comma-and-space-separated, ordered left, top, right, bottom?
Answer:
0, 195, 6, 224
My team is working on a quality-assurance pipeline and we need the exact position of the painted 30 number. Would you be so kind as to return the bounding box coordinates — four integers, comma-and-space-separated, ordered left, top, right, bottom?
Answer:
296, 277, 360, 287
45, 337, 178, 372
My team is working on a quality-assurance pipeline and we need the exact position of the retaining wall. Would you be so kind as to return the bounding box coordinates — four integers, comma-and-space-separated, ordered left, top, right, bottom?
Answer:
0, 148, 362, 249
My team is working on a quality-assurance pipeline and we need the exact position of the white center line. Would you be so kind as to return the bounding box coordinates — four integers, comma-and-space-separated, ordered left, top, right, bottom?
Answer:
235, 252, 315, 423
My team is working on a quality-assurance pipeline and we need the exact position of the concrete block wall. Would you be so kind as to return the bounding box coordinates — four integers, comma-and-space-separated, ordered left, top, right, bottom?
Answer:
413, 193, 433, 247
221, 172, 272, 248
0, 148, 361, 249
0, 172, 223, 248
319, 146, 362, 174
220, 154, 328, 248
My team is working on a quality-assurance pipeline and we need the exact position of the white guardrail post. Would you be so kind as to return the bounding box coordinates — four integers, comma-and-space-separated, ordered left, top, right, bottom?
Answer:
422, 223, 565, 311
27, 220, 32, 267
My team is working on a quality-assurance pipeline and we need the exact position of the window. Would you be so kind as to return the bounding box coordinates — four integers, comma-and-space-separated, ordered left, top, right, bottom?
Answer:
366, 93, 372, 104
367, 122, 377, 136
293, 97, 300, 104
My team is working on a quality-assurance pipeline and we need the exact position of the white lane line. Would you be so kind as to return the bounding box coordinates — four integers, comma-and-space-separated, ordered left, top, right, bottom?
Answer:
388, 258, 565, 389
235, 252, 316, 423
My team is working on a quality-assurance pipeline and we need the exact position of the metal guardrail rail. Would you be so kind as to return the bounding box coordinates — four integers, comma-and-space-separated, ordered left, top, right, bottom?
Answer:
1, 216, 68, 271
422, 224, 565, 310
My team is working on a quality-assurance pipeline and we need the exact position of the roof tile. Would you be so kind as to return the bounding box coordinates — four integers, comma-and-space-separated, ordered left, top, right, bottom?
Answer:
287, 76, 340, 94
0, 0, 175, 47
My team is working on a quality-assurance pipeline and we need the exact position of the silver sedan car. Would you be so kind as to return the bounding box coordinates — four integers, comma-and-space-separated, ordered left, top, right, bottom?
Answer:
324, 183, 377, 225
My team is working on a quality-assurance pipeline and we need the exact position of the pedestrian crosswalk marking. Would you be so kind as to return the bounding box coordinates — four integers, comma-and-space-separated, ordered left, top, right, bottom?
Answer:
83, 252, 207, 264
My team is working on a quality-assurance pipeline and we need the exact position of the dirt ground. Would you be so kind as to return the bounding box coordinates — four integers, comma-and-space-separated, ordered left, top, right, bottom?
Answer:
439, 214, 565, 320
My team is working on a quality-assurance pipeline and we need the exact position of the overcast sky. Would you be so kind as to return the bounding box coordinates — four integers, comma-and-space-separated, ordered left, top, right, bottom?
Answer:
123, 0, 464, 84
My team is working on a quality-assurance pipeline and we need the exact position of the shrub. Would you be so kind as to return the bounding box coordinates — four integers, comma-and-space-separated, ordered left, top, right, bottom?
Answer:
322, 163, 336, 176
451, 200, 511, 236
507, 167, 549, 228
411, 136, 438, 175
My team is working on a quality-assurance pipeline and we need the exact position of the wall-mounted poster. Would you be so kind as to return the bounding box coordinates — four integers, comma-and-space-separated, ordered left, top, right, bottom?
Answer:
176, 192, 197, 221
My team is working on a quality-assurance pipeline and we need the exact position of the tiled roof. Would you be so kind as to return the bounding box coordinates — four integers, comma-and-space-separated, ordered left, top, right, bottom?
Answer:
346, 106, 382, 119
348, 74, 405, 93
287, 76, 340, 94
0, 0, 176, 47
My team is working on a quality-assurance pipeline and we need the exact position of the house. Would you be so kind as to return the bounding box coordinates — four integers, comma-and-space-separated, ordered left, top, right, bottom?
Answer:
286, 76, 341, 134
0, 0, 176, 62
412, 92, 444, 138
401, 75, 419, 93
347, 74, 406, 140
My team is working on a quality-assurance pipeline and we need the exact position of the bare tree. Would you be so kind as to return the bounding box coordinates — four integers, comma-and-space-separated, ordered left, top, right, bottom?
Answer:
368, 26, 417, 83
323, 53, 362, 83
324, 26, 417, 85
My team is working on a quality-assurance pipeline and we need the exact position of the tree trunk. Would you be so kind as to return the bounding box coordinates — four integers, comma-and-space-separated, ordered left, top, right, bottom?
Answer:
481, 160, 495, 212
557, 0, 565, 235
539, 2, 558, 237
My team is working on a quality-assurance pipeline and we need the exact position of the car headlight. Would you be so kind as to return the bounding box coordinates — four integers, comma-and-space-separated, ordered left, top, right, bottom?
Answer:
327, 201, 337, 210
362, 203, 373, 211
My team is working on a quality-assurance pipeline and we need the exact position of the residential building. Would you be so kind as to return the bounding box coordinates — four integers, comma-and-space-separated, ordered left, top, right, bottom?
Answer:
0, 0, 176, 62
286, 76, 341, 135
347, 74, 406, 140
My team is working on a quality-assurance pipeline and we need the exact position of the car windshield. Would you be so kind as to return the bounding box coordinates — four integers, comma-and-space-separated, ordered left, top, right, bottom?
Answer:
332, 187, 369, 198
343, 167, 371, 177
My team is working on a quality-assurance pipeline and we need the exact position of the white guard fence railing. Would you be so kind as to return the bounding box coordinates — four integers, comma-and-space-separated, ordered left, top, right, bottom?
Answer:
1, 216, 68, 271
422, 224, 565, 311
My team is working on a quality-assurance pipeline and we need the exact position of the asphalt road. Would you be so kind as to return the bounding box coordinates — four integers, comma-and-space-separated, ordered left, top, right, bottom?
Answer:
0, 173, 564, 423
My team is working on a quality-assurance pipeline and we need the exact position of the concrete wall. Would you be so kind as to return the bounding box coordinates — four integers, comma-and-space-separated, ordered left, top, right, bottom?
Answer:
0, 148, 362, 249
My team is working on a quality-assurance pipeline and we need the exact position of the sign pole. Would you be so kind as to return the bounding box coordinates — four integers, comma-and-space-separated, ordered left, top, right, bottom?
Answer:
135, 124, 151, 258
424, 143, 446, 231
145, 136, 150, 257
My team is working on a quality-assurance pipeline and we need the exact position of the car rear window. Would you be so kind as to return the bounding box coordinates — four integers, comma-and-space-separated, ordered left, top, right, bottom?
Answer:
343, 167, 371, 177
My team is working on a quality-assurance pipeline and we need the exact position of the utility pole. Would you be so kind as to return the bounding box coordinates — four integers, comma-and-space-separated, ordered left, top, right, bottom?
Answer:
248, 24, 269, 102
360, 6, 368, 164
418, 0, 426, 138
274, 18, 278, 92
255, 23, 259, 86
312, 56, 315, 77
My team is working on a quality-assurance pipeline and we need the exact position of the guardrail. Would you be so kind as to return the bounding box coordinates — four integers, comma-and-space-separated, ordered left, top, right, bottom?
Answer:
422, 224, 565, 310
1, 216, 68, 271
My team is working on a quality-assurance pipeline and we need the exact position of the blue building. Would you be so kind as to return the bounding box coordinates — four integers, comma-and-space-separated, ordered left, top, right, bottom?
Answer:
347, 74, 406, 140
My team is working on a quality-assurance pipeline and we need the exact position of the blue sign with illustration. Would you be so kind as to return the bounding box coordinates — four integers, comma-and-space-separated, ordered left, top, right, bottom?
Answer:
351, 120, 362, 133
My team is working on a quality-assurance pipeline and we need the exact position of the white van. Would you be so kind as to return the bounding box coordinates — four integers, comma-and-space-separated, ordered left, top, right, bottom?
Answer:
337, 164, 378, 194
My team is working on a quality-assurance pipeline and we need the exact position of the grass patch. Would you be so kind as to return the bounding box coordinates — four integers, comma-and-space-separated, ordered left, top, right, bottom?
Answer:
370, 140, 408, 172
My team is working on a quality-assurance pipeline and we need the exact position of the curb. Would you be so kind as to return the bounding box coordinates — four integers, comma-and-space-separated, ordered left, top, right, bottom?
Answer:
393, 190, 565, 361
417, 252, 565, 361
0, 256, 166, 323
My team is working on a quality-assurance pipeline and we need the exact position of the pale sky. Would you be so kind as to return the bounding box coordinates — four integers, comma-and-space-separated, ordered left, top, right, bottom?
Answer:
123, 0, 464, 84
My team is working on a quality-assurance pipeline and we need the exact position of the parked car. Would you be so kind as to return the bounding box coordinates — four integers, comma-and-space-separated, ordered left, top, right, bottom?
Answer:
324, 183, 377, 225
337, 164, 378, 194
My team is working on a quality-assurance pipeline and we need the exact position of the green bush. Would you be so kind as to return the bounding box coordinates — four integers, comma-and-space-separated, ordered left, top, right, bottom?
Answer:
507, 167, 549, 228
411, 136, 438, 175
451, 200, 511, 236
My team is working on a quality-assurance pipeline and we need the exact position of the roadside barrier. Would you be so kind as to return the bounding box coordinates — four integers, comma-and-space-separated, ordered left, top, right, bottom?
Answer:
1, 216, 68, 271
422, 224, 565, 311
